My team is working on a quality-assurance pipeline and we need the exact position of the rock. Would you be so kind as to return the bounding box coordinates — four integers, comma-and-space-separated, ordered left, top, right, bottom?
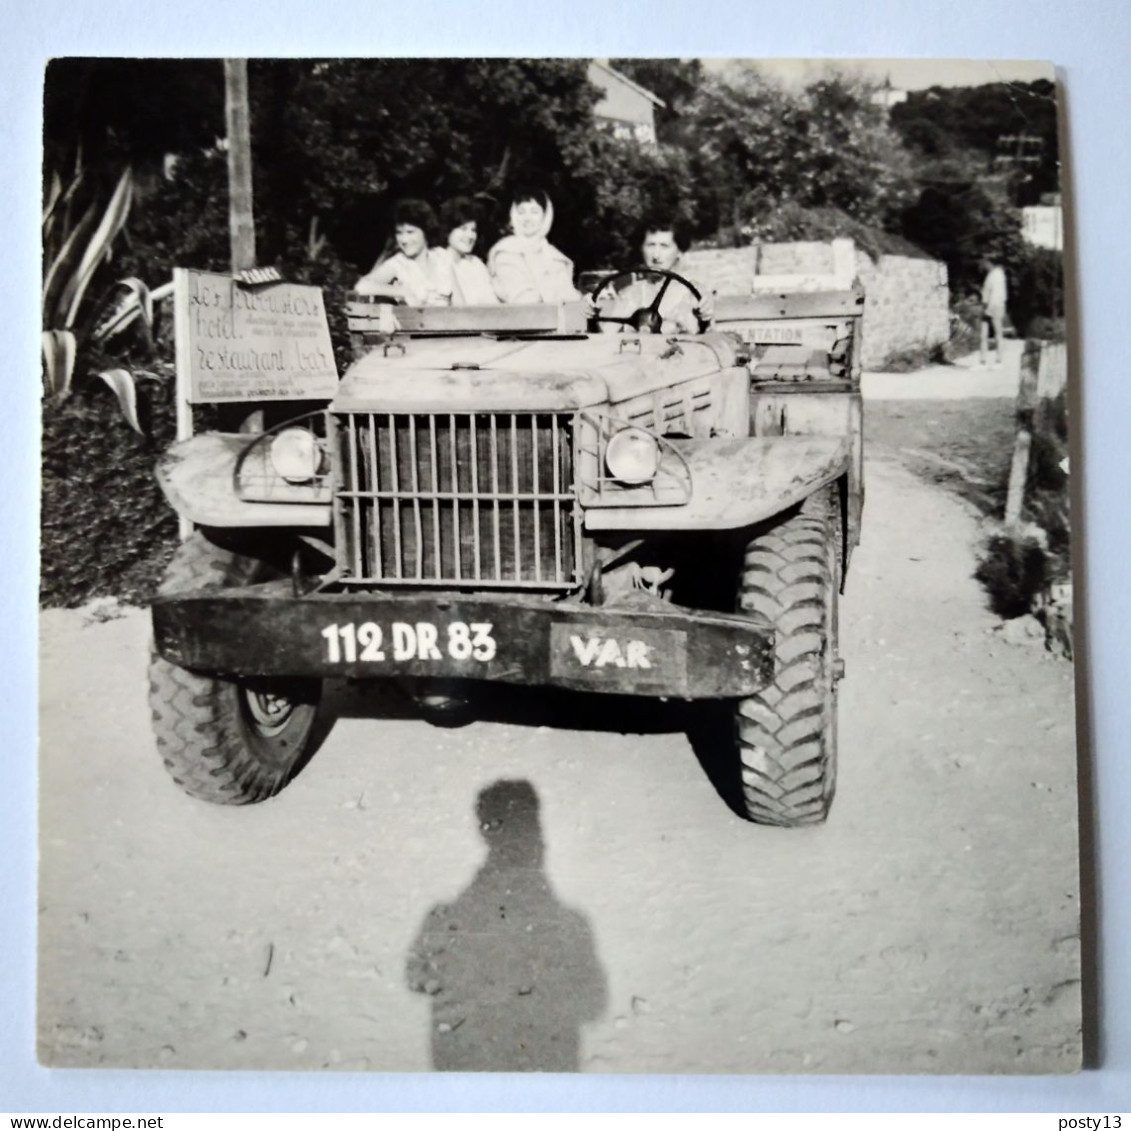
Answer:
996, 615, 1045, 646
79, 596, 125, 625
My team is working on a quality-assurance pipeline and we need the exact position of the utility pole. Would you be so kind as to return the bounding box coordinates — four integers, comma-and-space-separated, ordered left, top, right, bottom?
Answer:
224, 59, 256, 273
221, 59, 261, 437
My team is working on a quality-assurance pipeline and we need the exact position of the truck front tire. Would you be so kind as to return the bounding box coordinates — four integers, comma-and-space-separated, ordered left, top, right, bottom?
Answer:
735, 488, 840, 826
148, 532, 322, 804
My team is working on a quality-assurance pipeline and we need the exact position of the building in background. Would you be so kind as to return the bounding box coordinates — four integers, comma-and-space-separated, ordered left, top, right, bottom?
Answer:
588, 60, 664, 145
869, 79, 908, 110
1021, 195, 1064, 251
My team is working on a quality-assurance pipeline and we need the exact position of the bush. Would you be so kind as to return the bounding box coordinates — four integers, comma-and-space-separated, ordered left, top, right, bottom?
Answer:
900, 183, 1027, 300
740, 201, 929, 261
946, 295, 984, 360
974, 386, 1071, 619
974, 530, 1049, 618
1009, 247, 1064, 339
1024, 315, 1066, 344
41, 366, 180, 607
873, 342, 948, 373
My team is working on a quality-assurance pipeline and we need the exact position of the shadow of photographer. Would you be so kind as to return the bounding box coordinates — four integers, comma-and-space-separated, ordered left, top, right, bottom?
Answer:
406, 779, 607, 1071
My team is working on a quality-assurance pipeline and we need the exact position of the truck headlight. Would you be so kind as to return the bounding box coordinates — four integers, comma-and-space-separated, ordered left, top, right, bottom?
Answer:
605, 427, 661, 485
270, 427, 322, 484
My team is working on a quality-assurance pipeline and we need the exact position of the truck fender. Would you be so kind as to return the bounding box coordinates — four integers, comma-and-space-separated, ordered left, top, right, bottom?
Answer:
155, 432, 333, 528
582, 435, 852, 532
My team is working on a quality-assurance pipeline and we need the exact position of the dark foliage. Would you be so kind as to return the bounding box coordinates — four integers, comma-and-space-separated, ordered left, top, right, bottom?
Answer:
891, 80, 1060, 206
900, 182, 1027, 299
740, 201, 930, 261
41, 367, 180, 607
974, 532, 1050, 618
974, 386, 1070, 618
44, 59, 224, 183
1026, 390, 1071, 566
873, 343, 949, 373
1009, 247, 1065, 339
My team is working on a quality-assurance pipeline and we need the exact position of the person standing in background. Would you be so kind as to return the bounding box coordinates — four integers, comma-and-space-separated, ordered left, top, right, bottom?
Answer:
980, 257, 1008, 367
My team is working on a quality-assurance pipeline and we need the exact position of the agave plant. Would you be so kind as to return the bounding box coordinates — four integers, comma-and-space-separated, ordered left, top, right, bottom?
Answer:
42, 163, 168, 433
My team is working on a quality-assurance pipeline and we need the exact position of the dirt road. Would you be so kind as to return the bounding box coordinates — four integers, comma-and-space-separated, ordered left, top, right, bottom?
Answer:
37, 379, 1081, 1074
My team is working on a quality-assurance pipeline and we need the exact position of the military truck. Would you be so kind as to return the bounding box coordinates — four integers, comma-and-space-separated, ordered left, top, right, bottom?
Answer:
149, 270, 864, 826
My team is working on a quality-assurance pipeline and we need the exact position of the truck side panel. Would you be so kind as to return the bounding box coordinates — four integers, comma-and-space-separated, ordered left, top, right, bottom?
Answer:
749, 384, 864, 561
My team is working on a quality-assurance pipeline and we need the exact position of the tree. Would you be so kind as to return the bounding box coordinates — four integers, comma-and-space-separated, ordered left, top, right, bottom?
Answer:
681, 67, 917, 244
44, 58, 224, 188
900, 181, 1026, 298
891, 81, 1060, 205
245, 59, 605, 271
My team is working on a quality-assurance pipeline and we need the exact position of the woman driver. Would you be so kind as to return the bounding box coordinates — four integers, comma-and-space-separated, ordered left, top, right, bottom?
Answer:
487, 186, 579, 304
355, 199, 454, 306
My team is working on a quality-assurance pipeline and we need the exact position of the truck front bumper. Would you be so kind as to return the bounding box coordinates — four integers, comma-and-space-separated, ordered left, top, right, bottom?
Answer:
152, 583, 774, 699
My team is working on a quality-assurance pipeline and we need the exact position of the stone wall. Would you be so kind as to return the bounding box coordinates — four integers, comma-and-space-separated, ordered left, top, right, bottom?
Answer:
855, 253, 951, 369
682, 242, 951, 369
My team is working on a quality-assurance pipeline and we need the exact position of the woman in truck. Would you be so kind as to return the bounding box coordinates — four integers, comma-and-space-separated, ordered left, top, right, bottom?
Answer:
355, 199, 454, 306
437, 196, 499, 305
487, 186, 579, 304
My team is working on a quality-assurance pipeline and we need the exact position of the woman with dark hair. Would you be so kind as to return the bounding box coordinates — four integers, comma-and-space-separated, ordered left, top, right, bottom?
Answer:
487, 186, 579, 304
355, 198, 454, 306
437, 196, 498, 305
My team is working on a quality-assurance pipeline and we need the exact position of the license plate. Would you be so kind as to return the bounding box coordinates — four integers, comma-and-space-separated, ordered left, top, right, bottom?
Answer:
549, 623, 688, 691
320, 620, 496, 664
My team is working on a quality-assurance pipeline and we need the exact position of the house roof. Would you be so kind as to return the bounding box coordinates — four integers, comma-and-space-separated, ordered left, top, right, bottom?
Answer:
589, 60, 666, 109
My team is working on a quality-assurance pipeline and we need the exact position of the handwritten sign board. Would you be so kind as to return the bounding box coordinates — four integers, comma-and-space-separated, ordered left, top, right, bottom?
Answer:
173, 268, 339, 404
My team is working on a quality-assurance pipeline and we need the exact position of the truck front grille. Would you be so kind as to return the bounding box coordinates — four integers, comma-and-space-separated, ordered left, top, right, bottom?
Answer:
334, 412, 580, 589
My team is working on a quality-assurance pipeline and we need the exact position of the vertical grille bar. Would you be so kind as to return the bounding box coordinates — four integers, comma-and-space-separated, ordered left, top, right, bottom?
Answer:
366, 412, 382, 578
530, 413, 541, 581
408, 415, 423, 579
449, 415, 462, 581
346, 414, 363, 579
491, 415, 502, 578
429, 415, 441, 580
510, 413, 520, 580
551, 414, 562, 582
470, 414, 481, 580
388, 414, 402, 578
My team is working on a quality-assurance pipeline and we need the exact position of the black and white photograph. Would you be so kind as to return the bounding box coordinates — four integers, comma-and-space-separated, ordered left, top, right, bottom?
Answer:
36, 55, 1082, 1076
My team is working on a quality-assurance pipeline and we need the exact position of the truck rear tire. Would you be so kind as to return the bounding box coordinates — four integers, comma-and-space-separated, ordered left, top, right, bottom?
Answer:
148, 532, 322, 804
735, 487, 840, 826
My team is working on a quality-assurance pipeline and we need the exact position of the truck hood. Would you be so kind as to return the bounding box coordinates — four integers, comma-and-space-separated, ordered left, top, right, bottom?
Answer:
332, 333, 737, 413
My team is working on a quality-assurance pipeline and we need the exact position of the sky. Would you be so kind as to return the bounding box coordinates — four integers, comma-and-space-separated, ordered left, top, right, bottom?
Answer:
702, 57, 1054, 90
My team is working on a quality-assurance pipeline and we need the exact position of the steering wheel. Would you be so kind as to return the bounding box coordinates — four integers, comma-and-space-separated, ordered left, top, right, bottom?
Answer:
587, 267, 703, 334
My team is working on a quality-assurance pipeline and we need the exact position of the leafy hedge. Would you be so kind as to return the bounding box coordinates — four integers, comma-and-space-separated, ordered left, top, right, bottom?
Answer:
973, 386, 1070, 618
41, 365, 180, 607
